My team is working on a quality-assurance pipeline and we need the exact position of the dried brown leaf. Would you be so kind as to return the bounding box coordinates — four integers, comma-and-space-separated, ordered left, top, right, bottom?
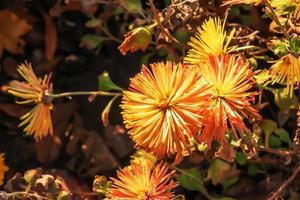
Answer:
0, 9, 32, 57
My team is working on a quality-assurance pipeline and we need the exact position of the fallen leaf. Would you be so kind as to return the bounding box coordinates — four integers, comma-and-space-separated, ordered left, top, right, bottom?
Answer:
0, 9, 32, 57
43, 13, 57, 60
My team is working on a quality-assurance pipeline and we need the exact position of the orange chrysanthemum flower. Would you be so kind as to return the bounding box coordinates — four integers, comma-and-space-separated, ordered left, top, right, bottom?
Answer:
8, 62, 53, 140
270, 53, 300, 97
107, 161, 177, 200
121, 61, 208, 162
0, 153, 9, 186
184, 17, 235, 64
222, 0, 263, 5
198, 54, 261, 146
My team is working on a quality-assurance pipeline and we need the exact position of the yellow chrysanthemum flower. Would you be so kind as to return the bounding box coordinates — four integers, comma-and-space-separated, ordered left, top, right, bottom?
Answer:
0, 153, 9, 186
198, 54, 261, 147
8, 62, 54, 140
222, 0, 263, 5
107, 161, 177, 200
184, 17, 235, 65
121, 61, 209, 163
270, 53, 300, 97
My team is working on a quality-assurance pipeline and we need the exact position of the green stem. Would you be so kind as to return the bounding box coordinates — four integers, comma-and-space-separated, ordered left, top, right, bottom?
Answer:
100, 24, 122, 43
50, 91, 122, 99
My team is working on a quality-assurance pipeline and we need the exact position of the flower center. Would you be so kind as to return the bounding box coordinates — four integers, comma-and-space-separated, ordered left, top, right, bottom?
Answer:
157, 97, 169, 109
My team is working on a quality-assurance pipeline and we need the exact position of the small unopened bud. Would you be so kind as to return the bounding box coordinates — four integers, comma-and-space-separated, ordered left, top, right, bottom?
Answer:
118, 26, 152, 55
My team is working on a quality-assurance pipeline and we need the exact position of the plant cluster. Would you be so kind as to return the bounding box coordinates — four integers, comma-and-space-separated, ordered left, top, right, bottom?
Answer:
1, 0, 300, 199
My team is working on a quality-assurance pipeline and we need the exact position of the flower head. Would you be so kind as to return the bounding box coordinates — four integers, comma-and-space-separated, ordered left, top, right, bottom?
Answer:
107, 161, 177, 200
121, 61, 208, 162
198, 54, 261, 147
184, 17, 235, 64
0, 153, 9, 186
222, 0, 263, 5
119, 26, 152, 55
8, 62, 53, 140
270, 53, 300, 97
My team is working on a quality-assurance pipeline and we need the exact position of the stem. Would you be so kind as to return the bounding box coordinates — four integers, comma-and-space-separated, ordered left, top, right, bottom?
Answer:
264, 0, 290, 38
6, 191, 47, 199
99, 24, 121, 43
268, 163, 300, 200
50, 91, 122, 99
148, 0, 179, 44
257, 145, 292, 157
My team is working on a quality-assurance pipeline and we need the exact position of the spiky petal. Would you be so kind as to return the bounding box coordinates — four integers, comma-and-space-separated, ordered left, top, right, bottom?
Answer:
121, 61, 209, 162
184, 17, 235, 64
8, 62, 53, 140
270, 53, 300, 97
197, 54, 261, 146
107, 161, 177, 200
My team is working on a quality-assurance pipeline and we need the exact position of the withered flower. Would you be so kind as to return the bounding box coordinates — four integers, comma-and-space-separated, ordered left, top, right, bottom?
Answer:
270, 53, 300, 97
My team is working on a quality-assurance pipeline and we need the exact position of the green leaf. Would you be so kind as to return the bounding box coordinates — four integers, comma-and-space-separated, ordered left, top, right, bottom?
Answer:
93, 176, 112, 195
57, 191, 71, 200
140, 52, 154, 65
176, 168, 205, 191
260, 119, 277, 135
174, 28, 190, 44
274, 128, 292, 145
229, 7, 240, 16
235, 152, 247, 165
269, 135, 282, 147
207, 159, 231, 185
80, 34, 105, 49
272, 88, 299, 111
98, 71, 123, 92
277, 109, 290, 127
272, 40, 289, 57
24, 169, 41, 184
221, 176, 239, 191
247, 164, 260, 176
290, 37, 300, 54
85, 18, 102, 28
215, 197, 236, 200
121, 0, 144, 16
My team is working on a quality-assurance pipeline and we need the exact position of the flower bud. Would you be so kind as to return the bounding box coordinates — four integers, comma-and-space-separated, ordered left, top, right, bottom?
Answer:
118, 26, 152, 55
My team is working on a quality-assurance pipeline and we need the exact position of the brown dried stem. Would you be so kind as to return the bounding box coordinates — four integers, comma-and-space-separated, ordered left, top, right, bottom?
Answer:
268, 163, 300, 200
148, 0, 179, 44
264, 0, 290, 39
